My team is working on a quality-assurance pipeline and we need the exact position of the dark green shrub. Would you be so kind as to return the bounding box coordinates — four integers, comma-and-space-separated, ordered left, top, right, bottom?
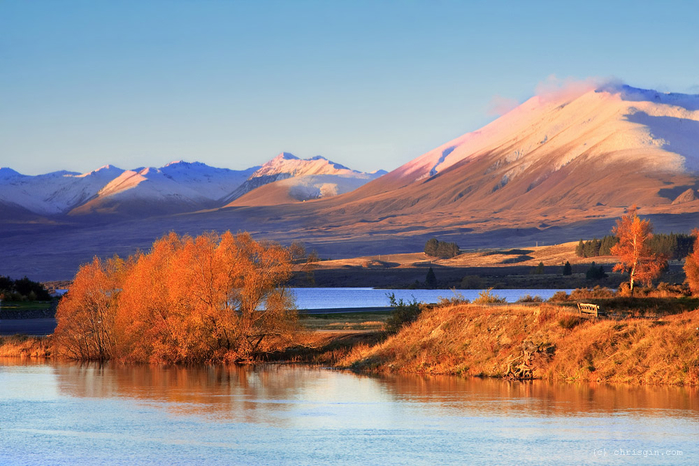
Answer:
385, 294, 423, 334
562, 261, 572, 276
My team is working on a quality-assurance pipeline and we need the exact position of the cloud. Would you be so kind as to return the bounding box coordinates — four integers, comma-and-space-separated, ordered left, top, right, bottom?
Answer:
534, 74, 617, 102
487, 95, 520, 117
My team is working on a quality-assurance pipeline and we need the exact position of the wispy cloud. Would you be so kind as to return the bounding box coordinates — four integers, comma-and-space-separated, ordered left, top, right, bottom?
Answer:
486, 95, 520, 117
535, 74, 616, 102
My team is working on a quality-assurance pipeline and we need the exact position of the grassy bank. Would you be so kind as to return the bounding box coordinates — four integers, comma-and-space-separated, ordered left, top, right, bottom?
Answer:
0, 335, 52, 358
337, 303, 699, 386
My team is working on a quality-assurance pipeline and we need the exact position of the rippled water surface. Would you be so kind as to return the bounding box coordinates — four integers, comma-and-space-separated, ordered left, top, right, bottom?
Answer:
1, 361, 698, 465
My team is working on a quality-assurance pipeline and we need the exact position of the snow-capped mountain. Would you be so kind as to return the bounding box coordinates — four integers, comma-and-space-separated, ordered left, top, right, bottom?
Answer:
222, 152, 385, 205
69, 162, 259, 216
324, 83, 699, 226
0, 165, 124, 215
0, 155, 383, 217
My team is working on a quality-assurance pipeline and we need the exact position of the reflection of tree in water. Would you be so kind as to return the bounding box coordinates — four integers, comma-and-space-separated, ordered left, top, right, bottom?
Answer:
54, 363, 330, 426
53, 363, 699, 423
371, 374, 699, 418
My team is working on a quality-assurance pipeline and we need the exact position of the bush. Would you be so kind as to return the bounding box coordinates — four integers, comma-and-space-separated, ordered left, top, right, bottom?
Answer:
437, 291, 470, 306
569, 286, 614, 300
516, 294, 544, 303
548, 291, 569, 302
385, 294, 423, 334
472, 288, 507, 304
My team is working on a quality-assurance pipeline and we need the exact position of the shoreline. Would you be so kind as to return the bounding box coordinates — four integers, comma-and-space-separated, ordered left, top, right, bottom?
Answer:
4, 301, 699, 387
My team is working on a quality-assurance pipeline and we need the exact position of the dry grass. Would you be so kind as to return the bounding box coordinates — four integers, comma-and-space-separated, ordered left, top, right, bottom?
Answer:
337, 303, 699, 386
0, 335, 53, 358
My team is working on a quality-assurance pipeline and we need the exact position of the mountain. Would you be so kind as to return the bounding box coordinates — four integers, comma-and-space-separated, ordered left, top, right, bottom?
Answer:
223, 153, 386, 206
310, 84, 699, 231
0, 155, 382, 218
4, 82, 699, 281
69, 162, 259, 217
0, 165, 124, 215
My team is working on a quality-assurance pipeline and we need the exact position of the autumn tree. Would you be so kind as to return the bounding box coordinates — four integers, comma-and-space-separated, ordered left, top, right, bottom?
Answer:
54, 256, 129, 360
683, 229, 699, 294
54, 231, 298, 363
610, 206, 666, 294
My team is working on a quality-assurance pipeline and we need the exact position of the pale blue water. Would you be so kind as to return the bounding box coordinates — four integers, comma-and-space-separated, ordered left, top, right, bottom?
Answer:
290, 288, 572, 309
1, 362, 697, 465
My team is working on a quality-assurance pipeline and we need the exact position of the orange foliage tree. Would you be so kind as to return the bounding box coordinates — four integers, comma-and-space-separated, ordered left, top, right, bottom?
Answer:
683, 230, 699, 294
55, 231, 297, 363
610, 206, 666, 294
53, 256, 129, 360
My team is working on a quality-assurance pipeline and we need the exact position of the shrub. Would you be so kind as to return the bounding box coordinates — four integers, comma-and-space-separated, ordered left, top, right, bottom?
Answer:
517, 294, 544, 303
472, 288, 507, 304
569, 286, 614, 300
549, 291, 569, 302
385, 294, 423, 334
437, 291, 470, 306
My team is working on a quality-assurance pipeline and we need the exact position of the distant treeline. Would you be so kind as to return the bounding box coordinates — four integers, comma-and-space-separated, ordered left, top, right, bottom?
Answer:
0, 275, 51, 301
424, 238, 460, 258
576, 233, 694, 260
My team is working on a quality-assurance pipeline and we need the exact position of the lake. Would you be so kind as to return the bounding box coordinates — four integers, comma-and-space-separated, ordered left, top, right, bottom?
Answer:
291, 288, 572, 309
1, 361, 697, 465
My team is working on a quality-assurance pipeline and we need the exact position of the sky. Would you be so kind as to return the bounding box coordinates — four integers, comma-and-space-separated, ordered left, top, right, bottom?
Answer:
1, 0, 698, 176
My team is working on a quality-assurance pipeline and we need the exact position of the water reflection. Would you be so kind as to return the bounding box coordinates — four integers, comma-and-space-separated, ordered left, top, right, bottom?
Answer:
51, 362, 699, 422
378, 374, 699, 418
3, 361, 699, 465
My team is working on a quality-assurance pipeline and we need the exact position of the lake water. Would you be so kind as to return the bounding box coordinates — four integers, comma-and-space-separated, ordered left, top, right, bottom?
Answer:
1, 361, 697, 465
291, 288, 572, 309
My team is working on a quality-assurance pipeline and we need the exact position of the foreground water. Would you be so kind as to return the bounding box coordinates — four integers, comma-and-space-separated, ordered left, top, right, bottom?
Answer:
291, 288, 573, 309
1, 361, 697, 465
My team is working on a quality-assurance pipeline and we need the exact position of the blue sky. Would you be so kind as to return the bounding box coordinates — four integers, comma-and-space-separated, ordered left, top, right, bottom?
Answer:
1, 0, 698, 175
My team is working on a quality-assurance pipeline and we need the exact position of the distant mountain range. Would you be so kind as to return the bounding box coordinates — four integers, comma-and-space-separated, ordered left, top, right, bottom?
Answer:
0, 153, 386, 218
3, 82, 699, 281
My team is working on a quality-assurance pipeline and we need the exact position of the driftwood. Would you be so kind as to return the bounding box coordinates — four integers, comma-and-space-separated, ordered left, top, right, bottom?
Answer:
504, 341, 555, 380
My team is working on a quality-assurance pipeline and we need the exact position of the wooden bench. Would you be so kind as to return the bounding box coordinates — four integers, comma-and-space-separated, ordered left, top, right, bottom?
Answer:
577, 303, 606, 318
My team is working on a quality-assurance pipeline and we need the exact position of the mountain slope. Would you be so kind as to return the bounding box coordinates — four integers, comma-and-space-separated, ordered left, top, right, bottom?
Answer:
311, 84, 699, 230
